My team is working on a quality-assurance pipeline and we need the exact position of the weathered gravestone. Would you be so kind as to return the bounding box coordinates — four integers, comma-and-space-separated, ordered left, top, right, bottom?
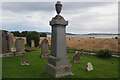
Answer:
2, 30, 15, 56
7, 32, 15, 52
73, 51, 82, 63
0, 30, 2, 55
86, 62, 93, 71
40, 38, 49, 57
15, 38, 25, 56
46, 1, 72, 78
2, 30, 9, 54
0, 31, 1, 80
31, 40, 35, 48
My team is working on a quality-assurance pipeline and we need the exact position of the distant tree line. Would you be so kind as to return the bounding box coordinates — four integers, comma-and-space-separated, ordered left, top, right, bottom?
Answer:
11, 31, 28, 37
11, 31, 47, 37
40, 33, 47, 37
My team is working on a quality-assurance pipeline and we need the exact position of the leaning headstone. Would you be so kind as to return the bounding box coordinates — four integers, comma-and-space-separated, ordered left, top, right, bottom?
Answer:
31, 40, 35, 48
73, 51, 82, 63
15, 38, 25, 56
7, 32, 16, 53
86, 62, 93, 71
0, 30, 2, 55
2, 30, 9, 54
0, 30, 1, 79
2, 31, 16, 57
40, 38, 49, 57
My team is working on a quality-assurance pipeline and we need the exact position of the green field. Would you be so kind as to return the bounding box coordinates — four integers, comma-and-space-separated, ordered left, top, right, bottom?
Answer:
2, 48, 118, 78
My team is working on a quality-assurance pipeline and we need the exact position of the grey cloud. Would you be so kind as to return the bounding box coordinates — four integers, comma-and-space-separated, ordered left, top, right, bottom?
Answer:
1, 2, 117, 34
2, 2, 114, 13
2, 2, 54, 12
63, 2, 113, 10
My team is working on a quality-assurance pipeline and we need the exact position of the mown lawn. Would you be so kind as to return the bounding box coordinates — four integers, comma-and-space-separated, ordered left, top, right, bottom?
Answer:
2, 48, 118, 78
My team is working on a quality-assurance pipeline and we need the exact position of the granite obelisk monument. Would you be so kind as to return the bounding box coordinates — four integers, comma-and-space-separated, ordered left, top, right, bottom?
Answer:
46, 1, 72, 78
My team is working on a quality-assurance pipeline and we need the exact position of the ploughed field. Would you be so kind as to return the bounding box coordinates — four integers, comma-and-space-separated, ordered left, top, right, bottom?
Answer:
66, 38, 119, 53
2, 48, 118, 78
14, 37, 119, 54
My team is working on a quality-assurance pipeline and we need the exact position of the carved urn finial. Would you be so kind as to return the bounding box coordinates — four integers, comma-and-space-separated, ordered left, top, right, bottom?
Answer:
55, 1, 62, 15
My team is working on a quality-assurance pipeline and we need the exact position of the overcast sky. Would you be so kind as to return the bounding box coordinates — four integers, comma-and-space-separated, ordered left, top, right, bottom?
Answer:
1, 2, 118, 34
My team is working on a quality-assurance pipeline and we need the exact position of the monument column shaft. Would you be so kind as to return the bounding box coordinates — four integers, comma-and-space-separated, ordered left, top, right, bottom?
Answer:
51, 26, 66, 58
46, 1, 72, 78
46, 15, 72, 77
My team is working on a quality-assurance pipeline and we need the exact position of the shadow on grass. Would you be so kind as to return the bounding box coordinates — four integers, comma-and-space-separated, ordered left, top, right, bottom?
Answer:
40, 71, 53, 78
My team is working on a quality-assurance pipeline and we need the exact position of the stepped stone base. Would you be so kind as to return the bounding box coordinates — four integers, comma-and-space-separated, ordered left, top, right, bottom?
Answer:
46, 55, 72, 78
46, 63, 72, 78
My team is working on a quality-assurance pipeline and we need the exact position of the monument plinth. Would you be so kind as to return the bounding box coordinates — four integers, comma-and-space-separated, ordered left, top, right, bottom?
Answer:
46, 1, 72, 78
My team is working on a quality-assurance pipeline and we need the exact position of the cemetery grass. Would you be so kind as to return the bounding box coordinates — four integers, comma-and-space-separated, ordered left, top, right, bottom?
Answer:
2, 48, 118, 78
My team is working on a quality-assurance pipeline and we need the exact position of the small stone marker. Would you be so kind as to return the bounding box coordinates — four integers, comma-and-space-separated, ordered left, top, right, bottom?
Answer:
21, 60, 30, 66
25, 40, 35, 52
73, 51, 81, 63
31, 40, 35, 48
40, 38, 49, 57
11, 48, 16, 52
86, 62, 93, 71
